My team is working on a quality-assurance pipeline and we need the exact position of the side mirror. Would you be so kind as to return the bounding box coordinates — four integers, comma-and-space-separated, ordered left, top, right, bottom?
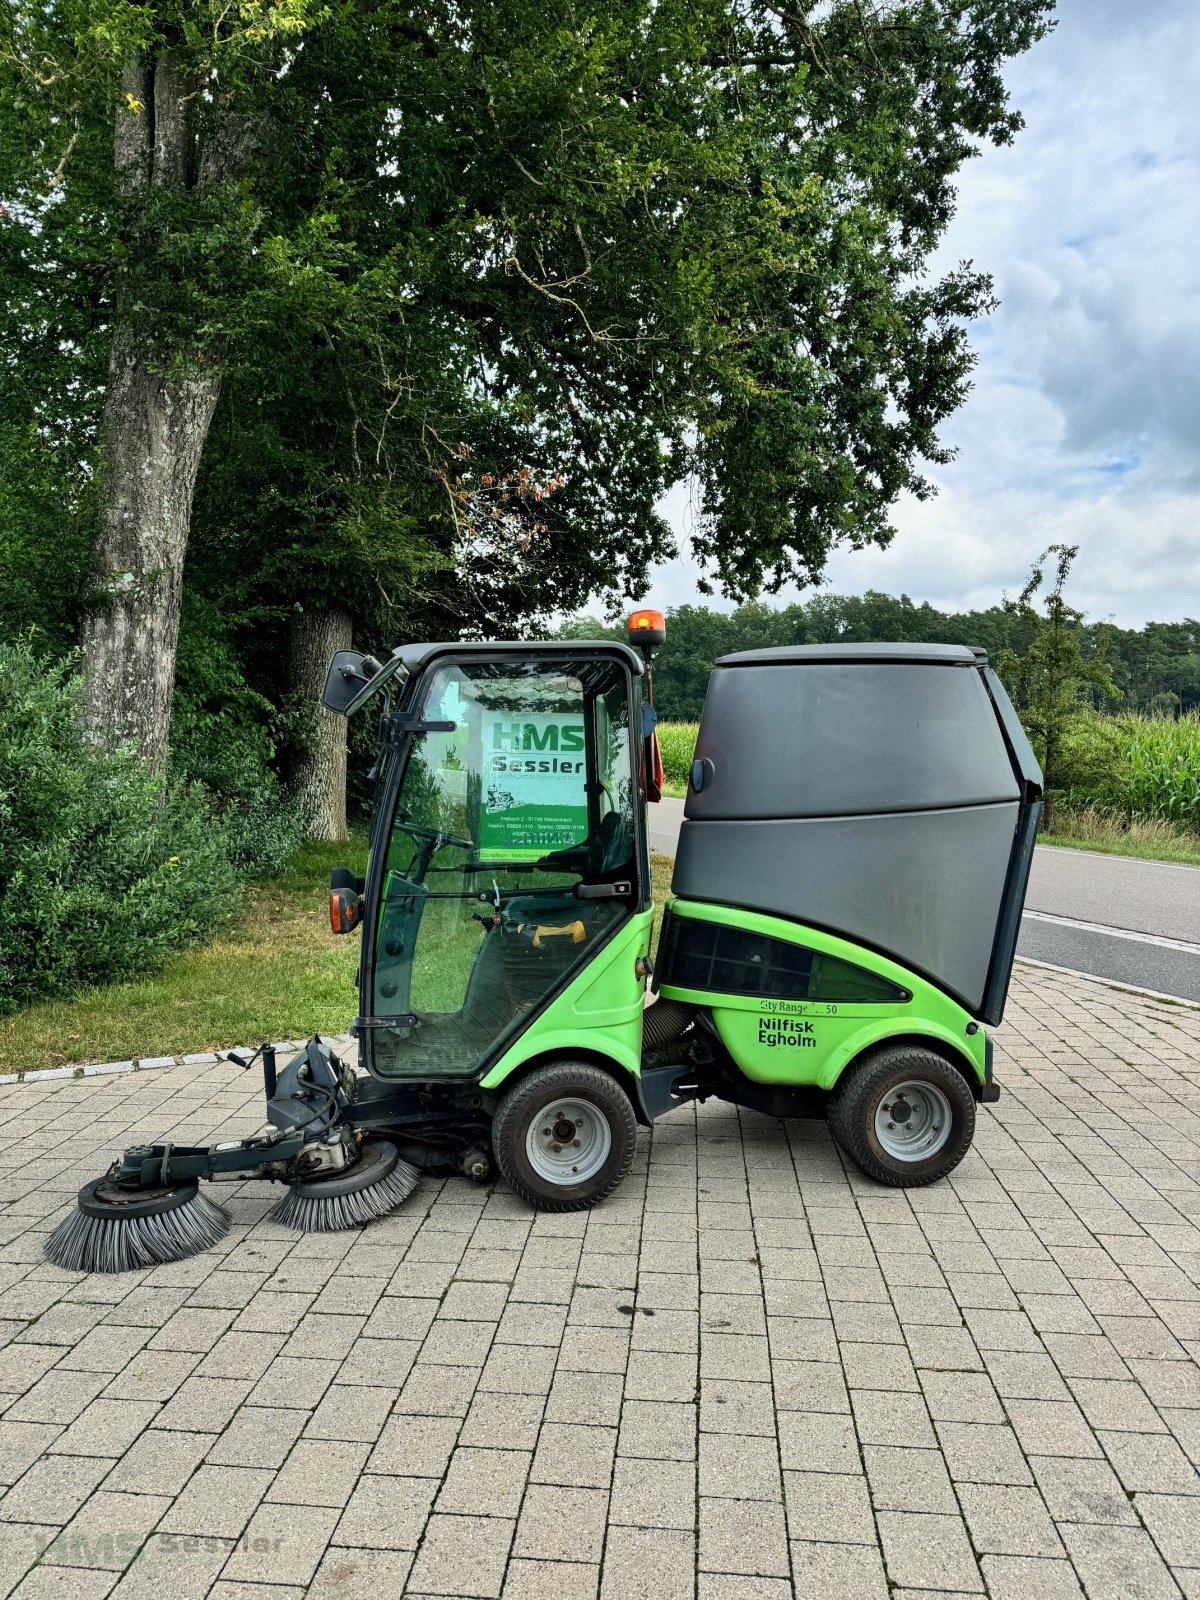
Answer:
322, 651, 383, 715
329, 867, 364, 935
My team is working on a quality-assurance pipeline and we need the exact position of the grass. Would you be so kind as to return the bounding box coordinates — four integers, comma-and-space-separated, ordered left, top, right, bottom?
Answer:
0, 842, 676, 1074
1042, 806, 1200, 867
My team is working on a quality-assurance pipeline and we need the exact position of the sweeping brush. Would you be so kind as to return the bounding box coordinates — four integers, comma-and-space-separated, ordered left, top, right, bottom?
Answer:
272, 1139, 419, 1232
44, 1177, 230, 1274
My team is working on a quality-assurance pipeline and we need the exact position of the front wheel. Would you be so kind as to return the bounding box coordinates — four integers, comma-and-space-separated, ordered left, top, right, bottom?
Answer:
827, 1045, 976, 1187
492, 1061, 638, 1211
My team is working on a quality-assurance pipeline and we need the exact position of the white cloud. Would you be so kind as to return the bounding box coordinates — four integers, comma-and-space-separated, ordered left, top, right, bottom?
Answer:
636, 0, 1200, 629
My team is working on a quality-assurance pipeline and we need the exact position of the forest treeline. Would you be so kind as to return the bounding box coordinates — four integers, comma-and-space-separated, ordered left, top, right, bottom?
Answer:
558, 593, 1200, 723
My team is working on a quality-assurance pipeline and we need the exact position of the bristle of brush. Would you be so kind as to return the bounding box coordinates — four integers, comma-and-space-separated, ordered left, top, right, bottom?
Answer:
271, 1157, 419, 1232
44, 1191, 230, 1274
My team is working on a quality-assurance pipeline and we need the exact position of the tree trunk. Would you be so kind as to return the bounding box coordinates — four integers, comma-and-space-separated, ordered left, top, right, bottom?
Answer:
78, 52, 239, 765
79, 326, 221, 765
289, 608, 352, 841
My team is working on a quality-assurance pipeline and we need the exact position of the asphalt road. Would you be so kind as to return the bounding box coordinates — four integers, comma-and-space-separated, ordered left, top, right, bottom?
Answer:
648, 796, 1200, 1002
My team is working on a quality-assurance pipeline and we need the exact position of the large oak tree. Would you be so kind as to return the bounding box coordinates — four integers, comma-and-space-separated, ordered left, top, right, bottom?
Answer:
2, 0, 1053, 816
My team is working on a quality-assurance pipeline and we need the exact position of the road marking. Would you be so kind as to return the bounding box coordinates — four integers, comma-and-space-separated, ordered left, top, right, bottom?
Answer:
1023, 910, 1200, 956
1015, 957, 1200, 1010
1037, 844, 1200, 874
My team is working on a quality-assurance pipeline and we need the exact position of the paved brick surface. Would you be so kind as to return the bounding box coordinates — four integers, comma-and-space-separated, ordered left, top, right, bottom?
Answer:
1, 964, 1199, 1598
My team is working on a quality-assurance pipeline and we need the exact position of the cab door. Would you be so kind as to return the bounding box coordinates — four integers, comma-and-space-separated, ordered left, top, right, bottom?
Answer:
361, 650, 642, 1081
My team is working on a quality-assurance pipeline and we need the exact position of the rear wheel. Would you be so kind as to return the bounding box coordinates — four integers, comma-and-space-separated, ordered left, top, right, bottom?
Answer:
827, 1045, 976, 1187
492, 1061, 638, 1211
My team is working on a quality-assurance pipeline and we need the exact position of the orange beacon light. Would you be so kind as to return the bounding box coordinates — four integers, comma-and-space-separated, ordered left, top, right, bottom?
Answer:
627, 608, 666, 651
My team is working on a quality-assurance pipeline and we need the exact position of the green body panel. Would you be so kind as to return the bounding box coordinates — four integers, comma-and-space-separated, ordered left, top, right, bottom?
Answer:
659, 899, 986, 1089
479, 908, 654, 1089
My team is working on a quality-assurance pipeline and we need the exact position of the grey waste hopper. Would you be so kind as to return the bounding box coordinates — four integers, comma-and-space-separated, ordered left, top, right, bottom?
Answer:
671, 644, 1042, 1023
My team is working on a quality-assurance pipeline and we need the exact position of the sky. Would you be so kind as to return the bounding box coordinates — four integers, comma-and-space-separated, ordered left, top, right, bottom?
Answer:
637, 0, 1200, 630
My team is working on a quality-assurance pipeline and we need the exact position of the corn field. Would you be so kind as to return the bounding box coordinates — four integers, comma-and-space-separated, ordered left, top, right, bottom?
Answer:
659, 712, 1200, 831
656, 722, 700, 788
1072, 711, 1200, 827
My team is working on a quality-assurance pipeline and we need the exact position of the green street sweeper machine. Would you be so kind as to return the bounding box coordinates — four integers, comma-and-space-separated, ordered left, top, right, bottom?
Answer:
47, 617, 1042, 1272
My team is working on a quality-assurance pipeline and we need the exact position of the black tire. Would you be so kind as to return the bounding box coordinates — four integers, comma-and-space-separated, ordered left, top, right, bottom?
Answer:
827, 1044, 976, 1187
492, 1060, 638, 1211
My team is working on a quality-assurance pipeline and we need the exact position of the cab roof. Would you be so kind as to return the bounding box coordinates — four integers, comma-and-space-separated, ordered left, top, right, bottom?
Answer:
716, 643, 984, 668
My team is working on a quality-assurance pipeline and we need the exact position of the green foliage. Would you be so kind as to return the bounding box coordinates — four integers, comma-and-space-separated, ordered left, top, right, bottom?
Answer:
656, 723, 700, 788
1060, 711, 1200, 828
0, 640, 244, 1016
170, 595, 279, 803
0, 422, 95, 652
3, 0, 1054, 647
557, 590, 1016, 721
999, 546, 1118, 829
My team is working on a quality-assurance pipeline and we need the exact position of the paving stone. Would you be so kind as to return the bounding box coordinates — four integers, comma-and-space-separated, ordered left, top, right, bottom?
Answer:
699, 1377, 775, 1435
307, 1545, 413, 1599
153, 1461, 270, 1544
609, 1457, 695, 1530
979, 1554, 1085, 1599
531, 1422, 615, 1489
921, 1369, 1006, 1423
876, 1509, 984, 1592
436, 1446, 530, 1516
7, 1564, 120, 1599
7, 1370, 109, 1426
778, 1408, 860, 1474
784, 1470, 876, 1544
699, 1495, 788, 1576
265, 1438, 370, 1509
864, 1444, 960, 1514
937, 1420, 1037, 1485
617, 1400, 696, 1461
1006, 1397, 1104, 1459
1062, 1522, 1183, 1600
53, 1490, 172, 1570
459, 1391, 546, 1452
150, 1377, 251, 1433
106, 1531, 233, 1599
600, 1524, 694, 1600
958, 1482, 1065, 1557
545, 1370, 624, 1429
504, 1557, 599, 1600
103, 1429, 214, 1496
219, 1503, 339, 1587
514, 1484, 610, 1563
3, 969, 1200, 1600
1135, 1490, 1200, 1567
47, 1403, 159, 1460
368, 1412, 461, 1476
1031, 1453, 1141, 1525
206, 1406, 306, 1469
851, 1388, 937, 1447
305, 1383, 396, 1444
699, 1432, 782, 1501
406, 1513, 514, 1597
333, 1473, 438, 1550
0, 1454, 110, 1524
772, 1358, 850, 1415
789, 1539, 889, 1600
1101, 1427, 1200, 1493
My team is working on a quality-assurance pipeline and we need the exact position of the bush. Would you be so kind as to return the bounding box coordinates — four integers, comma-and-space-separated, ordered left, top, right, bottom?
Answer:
0, 642, 245, 1017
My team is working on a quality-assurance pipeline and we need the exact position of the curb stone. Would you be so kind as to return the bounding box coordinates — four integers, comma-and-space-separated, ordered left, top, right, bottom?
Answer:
8, 1037, 329, 1086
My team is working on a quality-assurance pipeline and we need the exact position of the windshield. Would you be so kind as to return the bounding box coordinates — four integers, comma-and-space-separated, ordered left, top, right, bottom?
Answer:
367, 654, 636, 1078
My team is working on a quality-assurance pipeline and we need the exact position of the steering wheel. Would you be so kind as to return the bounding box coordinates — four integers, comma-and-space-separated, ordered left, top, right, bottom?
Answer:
393, 819, 473, 852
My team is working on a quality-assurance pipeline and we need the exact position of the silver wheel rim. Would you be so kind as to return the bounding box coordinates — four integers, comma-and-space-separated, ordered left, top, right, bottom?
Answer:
874, 1080, 953, 1162
526, 1097, 612, 1185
